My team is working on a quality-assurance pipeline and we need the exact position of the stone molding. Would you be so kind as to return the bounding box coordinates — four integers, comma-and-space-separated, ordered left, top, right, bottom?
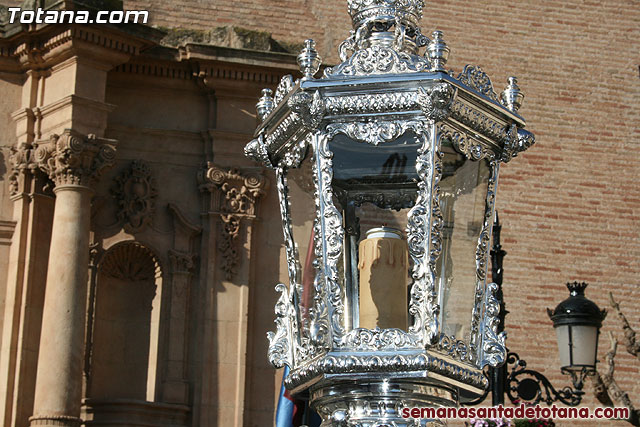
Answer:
1, 24, 159, 71
33, 129, 117, 190
110, 160, 158, 233
198, 163, 267, 280
29, 414, 81, 427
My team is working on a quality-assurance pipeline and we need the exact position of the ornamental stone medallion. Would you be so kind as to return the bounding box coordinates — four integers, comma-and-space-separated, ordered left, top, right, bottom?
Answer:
111, 160, 158, 233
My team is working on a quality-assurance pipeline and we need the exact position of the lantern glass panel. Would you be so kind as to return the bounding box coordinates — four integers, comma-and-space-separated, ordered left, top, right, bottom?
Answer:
555, 324, 598, 370
436, 148, 491, 344
329, 131, 420, 331
287, 157, 318, 334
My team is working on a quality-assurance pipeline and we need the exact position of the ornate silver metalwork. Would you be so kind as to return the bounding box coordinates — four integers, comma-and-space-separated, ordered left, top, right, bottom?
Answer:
256, 88, 275, 121
449, 98, 508, 143
244, 0, 535, 417
426, 30, 449, 72
325, 92, 417, 116
273, 74, 296, 106
500, 76, 524, 112
267, 283, 295, 368
417, 83, 455, 122
244, 134, 272, 168
502, 125, 536, 163
406, 124, 440, 345
479, 281, 507, 368
312, 133, 346, 347
286, 351, 488, 391
473, 161, 507, 368
288, 90, 324, 130
456, 65, 499, 101
439, 123, 494, 161
325, 45, 430, 77
326, 120, 424, 145
437, 333, 470, 362
297, 39, 322, 80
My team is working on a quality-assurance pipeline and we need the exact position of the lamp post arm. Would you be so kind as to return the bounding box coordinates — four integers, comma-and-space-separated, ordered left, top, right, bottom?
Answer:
505, 352, 583, 407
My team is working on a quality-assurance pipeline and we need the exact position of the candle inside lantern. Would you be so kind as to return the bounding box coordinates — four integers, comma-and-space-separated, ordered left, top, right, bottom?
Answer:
358, 226, 408, 330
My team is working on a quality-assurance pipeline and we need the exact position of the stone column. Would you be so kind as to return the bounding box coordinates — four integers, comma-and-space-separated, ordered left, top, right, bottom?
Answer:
29, 130, 116, 427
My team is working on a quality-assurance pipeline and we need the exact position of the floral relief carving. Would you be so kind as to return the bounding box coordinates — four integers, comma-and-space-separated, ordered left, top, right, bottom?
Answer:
33, 129, 117, 189
198, 163, 267, 280
8, 141, 47, 196
168, 249, 197, 276
110, 160, 158, 233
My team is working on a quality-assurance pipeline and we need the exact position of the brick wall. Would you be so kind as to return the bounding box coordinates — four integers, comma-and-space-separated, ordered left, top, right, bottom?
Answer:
118, 0, 640, 425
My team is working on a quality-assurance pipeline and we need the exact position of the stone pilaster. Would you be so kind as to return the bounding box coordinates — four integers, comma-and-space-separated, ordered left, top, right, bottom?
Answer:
29, 130, 116, 427
0, 142, 54, 427
198, 163, 267, 280
196, 164, 266, 426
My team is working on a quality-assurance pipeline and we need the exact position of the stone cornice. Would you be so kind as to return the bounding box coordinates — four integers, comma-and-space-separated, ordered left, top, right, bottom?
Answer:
33, 129, 117, 189
0, 22, 161, 72
111, 43, 300, 87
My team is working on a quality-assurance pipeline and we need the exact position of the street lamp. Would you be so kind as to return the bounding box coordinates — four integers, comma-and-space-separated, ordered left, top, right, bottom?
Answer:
548, 282, 607, 390
465, 219, 607, 407
245, 0, 535, 424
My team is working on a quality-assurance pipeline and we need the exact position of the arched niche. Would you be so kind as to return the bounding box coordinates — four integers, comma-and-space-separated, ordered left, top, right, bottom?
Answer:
89, 241, 163, 401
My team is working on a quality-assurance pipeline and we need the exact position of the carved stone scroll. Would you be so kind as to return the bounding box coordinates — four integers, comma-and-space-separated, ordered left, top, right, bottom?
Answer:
110, 160, 158, 233
198, 163, 267, 280
33, 129, 117, 189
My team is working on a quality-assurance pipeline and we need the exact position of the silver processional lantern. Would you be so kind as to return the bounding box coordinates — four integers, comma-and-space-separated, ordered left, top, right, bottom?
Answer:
245, 0, 535, 425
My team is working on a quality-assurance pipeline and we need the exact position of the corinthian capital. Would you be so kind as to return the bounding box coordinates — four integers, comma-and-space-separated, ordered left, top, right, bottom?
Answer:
33, 129, 117, 189
9, 142, 47, 197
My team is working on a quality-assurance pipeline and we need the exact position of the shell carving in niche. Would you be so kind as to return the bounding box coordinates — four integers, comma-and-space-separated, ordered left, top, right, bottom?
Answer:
111, 160, 158, 233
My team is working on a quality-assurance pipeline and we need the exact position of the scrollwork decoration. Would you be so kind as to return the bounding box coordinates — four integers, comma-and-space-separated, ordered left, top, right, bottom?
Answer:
313, 133, 346, 347
326, 120, 425, 145
325, 45, 430, 77
406, 125, 440, 345
267, 283, 295, 368
284, 351, 488, 391
110, 160, 158, 233
501, 125, 535, 163
342, 327, 419, 351
273, 74, 296, 106
199, 164, 266, 280
437, 333, 470, 362
244, 135, 272, 168
417, 83, 456, 122
288, 90, 325, 130
479, 281, 507, 368
456, 65, 499, 101
325, 92, 417, 116
439, 123, 494, 161
472, 160, 506, 368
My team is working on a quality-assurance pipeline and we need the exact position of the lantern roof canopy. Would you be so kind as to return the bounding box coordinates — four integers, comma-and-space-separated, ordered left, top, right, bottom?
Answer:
245, 0, 534, 169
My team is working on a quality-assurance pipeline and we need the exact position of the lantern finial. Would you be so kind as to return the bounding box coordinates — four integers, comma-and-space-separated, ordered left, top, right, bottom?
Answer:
347, 0, 424, 30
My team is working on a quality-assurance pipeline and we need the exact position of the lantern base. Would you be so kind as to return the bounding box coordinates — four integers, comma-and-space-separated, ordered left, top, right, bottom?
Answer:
310, 378, 457, 426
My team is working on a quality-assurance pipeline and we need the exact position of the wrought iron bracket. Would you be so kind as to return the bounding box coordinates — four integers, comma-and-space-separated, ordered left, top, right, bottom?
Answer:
505, 352, 585, 406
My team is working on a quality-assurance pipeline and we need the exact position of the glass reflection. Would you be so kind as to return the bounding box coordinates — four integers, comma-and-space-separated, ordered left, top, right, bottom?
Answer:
287, 157, 317, 335
436, 144, 491, 344
330, 131, 420, 331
